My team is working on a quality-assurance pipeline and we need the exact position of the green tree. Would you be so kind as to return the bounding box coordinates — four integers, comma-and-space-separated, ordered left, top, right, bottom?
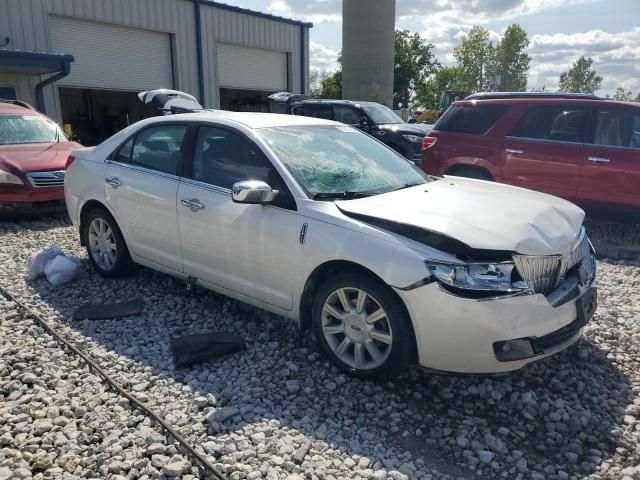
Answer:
393, 29, 439, 108
415, 66, 469, 109
494, 24, 531, 91
558, 56, 603, 93
453, 26, 494, 92
310, 69, 342, 99
613, 87, 633, 101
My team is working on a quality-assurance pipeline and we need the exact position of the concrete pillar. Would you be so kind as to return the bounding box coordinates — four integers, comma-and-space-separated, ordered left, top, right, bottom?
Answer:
341, 0, 395, 107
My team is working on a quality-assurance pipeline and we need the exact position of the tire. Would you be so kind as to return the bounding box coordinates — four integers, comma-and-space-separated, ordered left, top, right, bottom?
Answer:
447, 167, 493, 181
312, 273, 414, 379
83, 208, 132, 278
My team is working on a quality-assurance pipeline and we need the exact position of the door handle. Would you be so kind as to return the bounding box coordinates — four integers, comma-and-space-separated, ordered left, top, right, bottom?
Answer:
180, 198, 205, 211
587, 156, 610, 163
505, 148, 523, 155
105, 177, 121, 188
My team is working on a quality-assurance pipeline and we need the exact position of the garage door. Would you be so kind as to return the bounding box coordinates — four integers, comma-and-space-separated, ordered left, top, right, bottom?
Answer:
49, 16, 173, 91
217, 43, 287, 91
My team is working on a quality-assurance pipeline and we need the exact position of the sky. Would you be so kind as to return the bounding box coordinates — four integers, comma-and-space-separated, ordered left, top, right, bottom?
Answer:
221, 0, 640, 97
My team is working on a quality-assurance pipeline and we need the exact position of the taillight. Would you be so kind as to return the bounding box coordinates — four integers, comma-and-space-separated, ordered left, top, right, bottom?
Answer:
421, 136, 437, 151
65, 155, 76, 169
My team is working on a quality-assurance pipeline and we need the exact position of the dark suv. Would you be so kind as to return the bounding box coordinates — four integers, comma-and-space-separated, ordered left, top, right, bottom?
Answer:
420, 92, 640, 212
272, 95, 430, 162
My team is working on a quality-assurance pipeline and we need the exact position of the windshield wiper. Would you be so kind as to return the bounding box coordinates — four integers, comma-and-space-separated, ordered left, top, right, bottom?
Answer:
389, 182, 425, 192
312, 191, 375, 200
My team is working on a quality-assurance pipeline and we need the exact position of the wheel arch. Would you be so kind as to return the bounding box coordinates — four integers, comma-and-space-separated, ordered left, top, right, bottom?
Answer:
445, 163, 494, 180
78, 199, 117, 246
298, 259, 418, 363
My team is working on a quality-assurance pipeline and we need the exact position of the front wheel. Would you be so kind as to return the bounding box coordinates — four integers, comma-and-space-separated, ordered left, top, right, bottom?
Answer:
83, 208, 132, 278
312, 273, 414, 379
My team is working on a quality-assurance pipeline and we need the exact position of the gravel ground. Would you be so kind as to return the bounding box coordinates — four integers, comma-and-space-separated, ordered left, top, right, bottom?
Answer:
1, 215, 640, 480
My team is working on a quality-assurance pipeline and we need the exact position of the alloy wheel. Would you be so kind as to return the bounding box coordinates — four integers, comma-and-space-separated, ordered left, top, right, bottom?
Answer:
321, 287, 393, 370
88, 217, 117, 271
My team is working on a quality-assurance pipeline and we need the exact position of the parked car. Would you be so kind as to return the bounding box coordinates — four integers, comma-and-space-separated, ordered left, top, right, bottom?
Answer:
269, 94, 430, 163
420, 92, 640, 213
0, 99, 82, 215
65, 91, 596, 378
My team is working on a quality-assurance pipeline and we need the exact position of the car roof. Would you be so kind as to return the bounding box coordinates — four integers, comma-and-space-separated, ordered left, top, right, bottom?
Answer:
150, 110, 343, 129
0, 102, 39, 115
292, 99, 380, 107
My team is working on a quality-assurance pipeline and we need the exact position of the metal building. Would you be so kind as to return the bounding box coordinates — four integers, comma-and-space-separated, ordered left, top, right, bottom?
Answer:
0, 0, 311, 144
342, 0, 395, 107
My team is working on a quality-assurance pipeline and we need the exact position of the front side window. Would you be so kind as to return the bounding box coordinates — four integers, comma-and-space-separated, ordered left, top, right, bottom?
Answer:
123, 125, 187, 175
509, 105, 587, 143
361, 105, 403, 125
591, 109, 640, 148
436, 104, 507, 135
192, 126, 274, 189
333, 105, 361, 125
258, 125, 428, 198
0, 114, 64, 145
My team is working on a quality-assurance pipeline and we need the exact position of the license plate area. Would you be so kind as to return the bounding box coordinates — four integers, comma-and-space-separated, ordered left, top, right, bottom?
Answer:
576, 287, 597, 327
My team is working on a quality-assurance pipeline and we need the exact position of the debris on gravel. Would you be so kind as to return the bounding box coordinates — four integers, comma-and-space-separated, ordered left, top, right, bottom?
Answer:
1, 215, 640, 480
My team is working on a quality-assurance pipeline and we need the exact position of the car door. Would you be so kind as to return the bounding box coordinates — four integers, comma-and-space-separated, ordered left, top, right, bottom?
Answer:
578, 106, 640, 210
176, 124, 300, 310
104, 123, 189, 272
502, 104, 588, 200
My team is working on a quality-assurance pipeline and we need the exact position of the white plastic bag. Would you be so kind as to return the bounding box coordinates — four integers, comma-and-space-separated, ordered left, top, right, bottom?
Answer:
27, 245, 64, 280
43, 255, 82, 286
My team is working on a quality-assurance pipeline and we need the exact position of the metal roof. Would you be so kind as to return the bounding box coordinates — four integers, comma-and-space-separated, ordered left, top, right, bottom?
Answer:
199, 0, 313, 28
0, 49, 74, 75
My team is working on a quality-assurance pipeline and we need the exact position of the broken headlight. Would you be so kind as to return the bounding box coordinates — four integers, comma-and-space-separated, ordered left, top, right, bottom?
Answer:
425, 259, 529, 294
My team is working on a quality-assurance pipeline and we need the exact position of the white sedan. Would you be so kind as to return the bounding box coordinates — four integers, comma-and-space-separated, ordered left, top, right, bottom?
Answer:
64, 105, 597, 378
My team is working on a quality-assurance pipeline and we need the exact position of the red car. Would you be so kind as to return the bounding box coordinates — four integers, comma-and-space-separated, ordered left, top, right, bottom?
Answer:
0, 100, 82, 215
420, 93, 640, 213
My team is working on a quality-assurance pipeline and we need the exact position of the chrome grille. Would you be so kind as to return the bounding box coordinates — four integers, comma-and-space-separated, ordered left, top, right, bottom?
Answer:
513, 255, 563, 295
514, 228, 593, 295
26, 170, 65, 188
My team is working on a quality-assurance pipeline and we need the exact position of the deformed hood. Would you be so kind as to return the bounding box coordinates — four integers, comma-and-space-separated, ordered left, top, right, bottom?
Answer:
336, 177, 585, 256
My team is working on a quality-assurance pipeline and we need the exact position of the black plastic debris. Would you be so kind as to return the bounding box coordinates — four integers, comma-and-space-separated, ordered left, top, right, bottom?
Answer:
72, 299, 143, 321
171, 333, 246, 369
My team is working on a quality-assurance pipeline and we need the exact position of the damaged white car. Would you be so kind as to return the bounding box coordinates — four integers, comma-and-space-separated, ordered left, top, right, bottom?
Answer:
64, 90, 596, 378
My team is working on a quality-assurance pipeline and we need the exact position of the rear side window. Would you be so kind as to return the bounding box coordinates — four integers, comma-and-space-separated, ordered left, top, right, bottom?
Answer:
591, 109, 640, 148
303, 104, 333, 120
509, 106, 587, 143
435, 104, 507, 134
115, 125, 187, 175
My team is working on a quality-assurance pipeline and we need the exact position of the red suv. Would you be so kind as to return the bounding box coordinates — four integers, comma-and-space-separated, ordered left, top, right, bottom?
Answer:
420, 93, 640, 212
0, 99, 82, 215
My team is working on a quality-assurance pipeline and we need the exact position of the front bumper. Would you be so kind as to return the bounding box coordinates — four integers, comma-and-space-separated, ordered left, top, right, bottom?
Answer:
395, 274, 595, 374
0, 184, 66, 216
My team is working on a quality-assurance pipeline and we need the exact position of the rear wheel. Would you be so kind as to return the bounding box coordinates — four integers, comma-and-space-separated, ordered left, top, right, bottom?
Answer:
312, 273, 414, 379
83, 208, 132, 277
447, 167, 493, 181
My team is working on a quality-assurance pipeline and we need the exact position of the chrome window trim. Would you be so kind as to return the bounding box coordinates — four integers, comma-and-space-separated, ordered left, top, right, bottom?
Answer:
504, 136, 585, 147
179, 177, 231, 195
104, 159, 180, 182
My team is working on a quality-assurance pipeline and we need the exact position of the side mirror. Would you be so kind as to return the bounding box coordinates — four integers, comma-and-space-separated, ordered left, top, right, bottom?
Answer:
231, 180, 279, 204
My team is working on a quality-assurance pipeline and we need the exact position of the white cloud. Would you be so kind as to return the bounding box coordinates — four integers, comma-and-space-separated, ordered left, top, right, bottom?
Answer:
309, 41, 340, 71
527, 28, 640, 93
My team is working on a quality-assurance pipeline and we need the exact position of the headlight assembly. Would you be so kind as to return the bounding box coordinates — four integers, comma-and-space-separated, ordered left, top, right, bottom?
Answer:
0, 169, 23, 185
425, 259, 529, 294
402, 134, 423, 143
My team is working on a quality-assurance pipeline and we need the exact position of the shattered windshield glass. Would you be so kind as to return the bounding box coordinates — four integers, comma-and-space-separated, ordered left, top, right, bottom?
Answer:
258, 125, 427, 199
